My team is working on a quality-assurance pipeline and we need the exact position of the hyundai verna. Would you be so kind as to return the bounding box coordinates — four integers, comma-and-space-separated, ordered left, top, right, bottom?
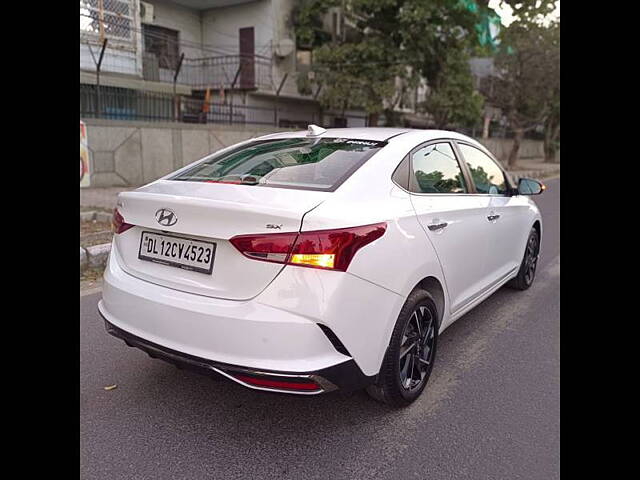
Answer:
99, 126, 544, 406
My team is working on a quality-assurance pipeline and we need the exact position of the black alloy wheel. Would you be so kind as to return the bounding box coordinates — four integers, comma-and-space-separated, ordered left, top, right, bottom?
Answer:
367, 289, 439, 407
508, 228, 540, 290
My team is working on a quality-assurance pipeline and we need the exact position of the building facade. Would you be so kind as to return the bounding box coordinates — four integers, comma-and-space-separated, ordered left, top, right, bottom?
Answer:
80, 0, 368, 128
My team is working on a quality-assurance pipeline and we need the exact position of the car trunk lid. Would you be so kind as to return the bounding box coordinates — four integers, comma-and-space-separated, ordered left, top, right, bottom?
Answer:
112, 180, 329, 299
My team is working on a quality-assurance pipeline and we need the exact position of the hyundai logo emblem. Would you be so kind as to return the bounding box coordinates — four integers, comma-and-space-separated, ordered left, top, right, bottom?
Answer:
155, 208, 177, 227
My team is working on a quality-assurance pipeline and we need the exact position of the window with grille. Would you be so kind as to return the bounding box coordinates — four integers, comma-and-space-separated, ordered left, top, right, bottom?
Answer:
80, 0, 134, 44
142, 24, 180, 70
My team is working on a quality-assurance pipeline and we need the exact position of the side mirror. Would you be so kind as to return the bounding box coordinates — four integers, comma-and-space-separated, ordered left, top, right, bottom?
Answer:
518, 177, 545, 195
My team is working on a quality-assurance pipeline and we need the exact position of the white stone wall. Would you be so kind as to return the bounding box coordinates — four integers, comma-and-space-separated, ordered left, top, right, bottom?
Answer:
479, 138, 545, 163
202, 0, 274, 57
82, 119, 291, 187
82, 118, 545, 187
150, 0, 205, 59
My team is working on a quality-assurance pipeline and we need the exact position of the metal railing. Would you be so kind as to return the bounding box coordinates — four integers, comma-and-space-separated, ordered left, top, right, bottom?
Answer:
141, 53, 274, 90
79, 85, 368, 127
81, 34, 274, 91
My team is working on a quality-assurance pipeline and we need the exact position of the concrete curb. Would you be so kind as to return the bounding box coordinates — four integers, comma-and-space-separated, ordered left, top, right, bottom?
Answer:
80, 211, 96, 222
81, 243, 111, 271
95, 211, 112, 222
81, 210, 112, 223
81, 210, 113, 272
80, 247, 88, 270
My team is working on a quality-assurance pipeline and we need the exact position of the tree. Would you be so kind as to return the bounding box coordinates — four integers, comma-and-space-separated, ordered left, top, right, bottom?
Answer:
498, 0, 557, 23
544, 87, 559, 163
419, 48, 484, 129
399, 0, 485, 129
481, 16, 558, 166
311, 37, 404, 124
292, 0, 486, 128
293, 0, 405, 125
542, 20, 559, 163
480, 0, 559, 166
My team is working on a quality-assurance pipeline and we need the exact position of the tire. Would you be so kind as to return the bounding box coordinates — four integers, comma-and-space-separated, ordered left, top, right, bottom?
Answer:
367, 289, 439, 407
507, 228, 540, 291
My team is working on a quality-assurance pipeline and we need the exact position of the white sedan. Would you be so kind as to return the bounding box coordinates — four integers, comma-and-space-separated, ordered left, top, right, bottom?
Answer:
99, 126, 544, 406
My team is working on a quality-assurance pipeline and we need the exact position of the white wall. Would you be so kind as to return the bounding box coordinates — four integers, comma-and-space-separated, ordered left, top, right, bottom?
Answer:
202, 0, 274, 57
149, 0, 204, 59
80, 43, 140, 76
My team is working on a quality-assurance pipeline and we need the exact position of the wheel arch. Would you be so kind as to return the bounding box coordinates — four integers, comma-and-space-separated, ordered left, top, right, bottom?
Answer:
414, 276, 446, 330
532, 219, 542, 253
533, 219, 541, 239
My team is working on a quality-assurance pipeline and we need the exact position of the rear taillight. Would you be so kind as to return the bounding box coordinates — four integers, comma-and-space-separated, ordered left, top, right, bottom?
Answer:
228, 231, 298, 264
230, 222, 386, 272
112, 208, 134, 234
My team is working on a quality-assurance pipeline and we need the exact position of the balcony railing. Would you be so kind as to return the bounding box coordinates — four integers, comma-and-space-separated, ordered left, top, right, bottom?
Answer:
79, 85, 368, 127
143, 53, 274, 90
81, 29, 273, 90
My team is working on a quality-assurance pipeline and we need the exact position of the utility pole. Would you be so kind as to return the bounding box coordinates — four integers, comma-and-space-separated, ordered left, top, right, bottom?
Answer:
173, 53, 185, 121
313, 83, 323, 126
274, 73, 288, 127
88, 38, 108, 118
229, 65, 242, 124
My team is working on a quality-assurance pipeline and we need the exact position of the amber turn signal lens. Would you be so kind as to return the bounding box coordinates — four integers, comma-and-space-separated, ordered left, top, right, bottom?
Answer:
290, 253, 335, 269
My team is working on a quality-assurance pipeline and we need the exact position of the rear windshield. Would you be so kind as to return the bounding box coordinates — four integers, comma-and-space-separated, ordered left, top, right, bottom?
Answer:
170, 138, 385, 191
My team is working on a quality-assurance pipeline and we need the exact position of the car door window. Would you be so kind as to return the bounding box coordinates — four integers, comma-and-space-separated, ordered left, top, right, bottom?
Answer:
409, 143, 467, 194
457, 144, 507, 195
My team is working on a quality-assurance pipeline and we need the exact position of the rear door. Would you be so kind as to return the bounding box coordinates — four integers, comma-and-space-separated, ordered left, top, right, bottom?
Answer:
405, 141, 492, 314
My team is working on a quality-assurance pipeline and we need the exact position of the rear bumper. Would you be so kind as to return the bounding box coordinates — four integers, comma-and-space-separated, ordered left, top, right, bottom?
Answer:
101, 241, 403, 390
102, 316, 372, 394
100, 249, 353, 374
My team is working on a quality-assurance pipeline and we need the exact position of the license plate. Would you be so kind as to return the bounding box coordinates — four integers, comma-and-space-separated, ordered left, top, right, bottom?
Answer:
138, 231, 216, 275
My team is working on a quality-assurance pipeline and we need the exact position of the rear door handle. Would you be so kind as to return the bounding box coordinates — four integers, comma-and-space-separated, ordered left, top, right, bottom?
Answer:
487, 214, 500, 221
427, 222, 448, 231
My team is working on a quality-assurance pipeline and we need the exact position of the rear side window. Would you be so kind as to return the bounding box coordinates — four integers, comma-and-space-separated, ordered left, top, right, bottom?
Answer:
391, 155, 410, 189
171, 138, 385, 191
409, 143, 467, 194
457, 143, 507, 194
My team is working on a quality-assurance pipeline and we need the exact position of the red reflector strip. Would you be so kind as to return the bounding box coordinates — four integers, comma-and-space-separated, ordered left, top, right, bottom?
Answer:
234, 374, 321, 391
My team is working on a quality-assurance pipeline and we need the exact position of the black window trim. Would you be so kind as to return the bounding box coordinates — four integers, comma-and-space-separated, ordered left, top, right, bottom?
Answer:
391, 138, 474, 196
453, 140, 517, 196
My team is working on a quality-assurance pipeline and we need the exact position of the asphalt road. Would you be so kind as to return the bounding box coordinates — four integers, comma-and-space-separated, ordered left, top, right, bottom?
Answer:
80, 177, 560, 480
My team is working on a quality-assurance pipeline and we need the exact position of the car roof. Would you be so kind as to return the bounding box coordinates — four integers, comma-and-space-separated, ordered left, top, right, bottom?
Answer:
255, 127, 411, 142
254, 127, 481, 147
252, 127, 497, 167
